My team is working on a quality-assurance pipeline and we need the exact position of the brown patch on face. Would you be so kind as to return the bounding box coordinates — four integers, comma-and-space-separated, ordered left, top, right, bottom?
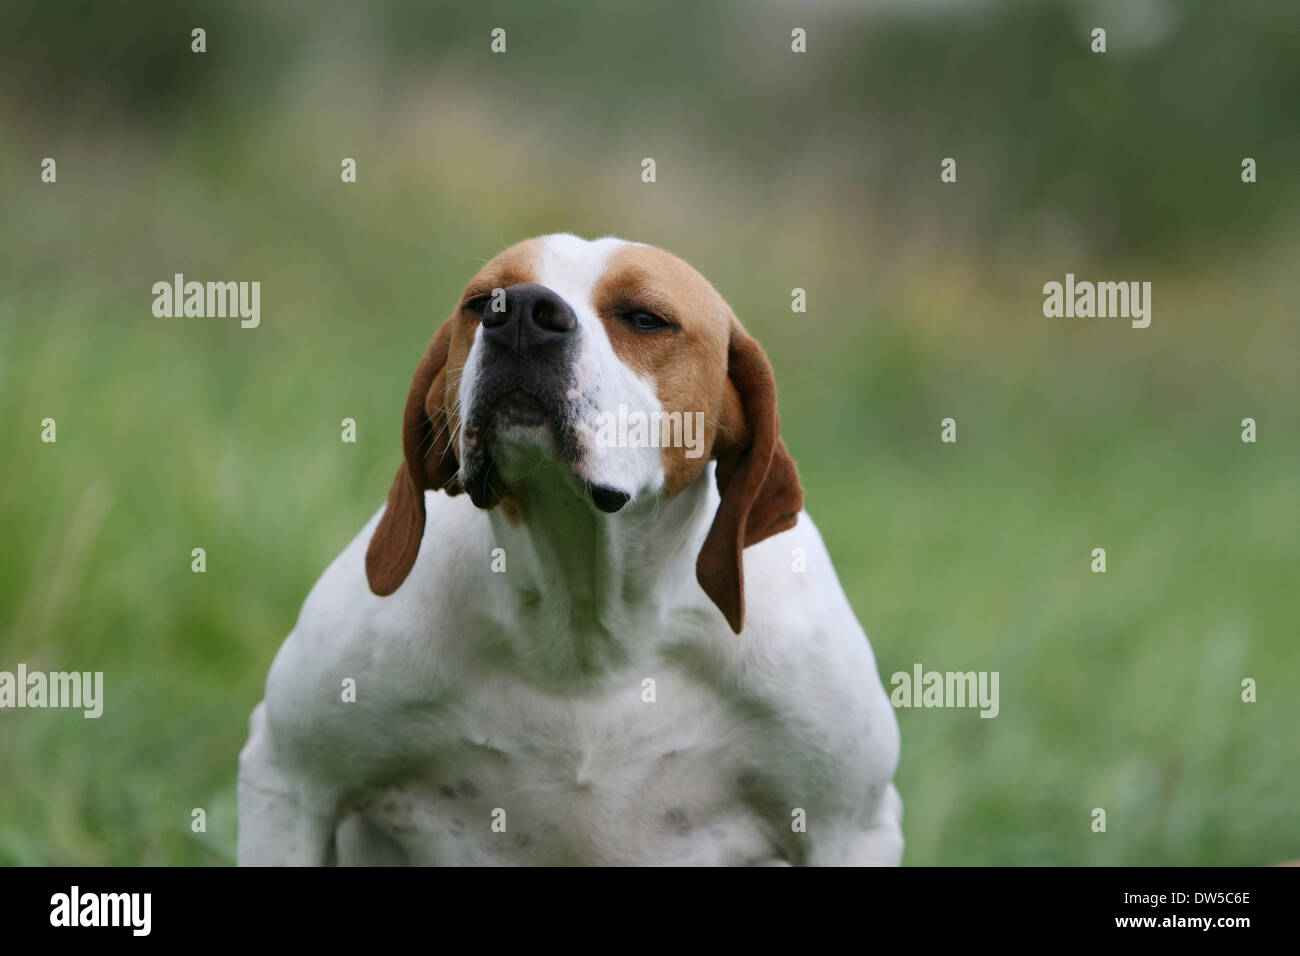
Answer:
364, 241, 541, 594
593, 244, 743, 496
460, 238, 544, 303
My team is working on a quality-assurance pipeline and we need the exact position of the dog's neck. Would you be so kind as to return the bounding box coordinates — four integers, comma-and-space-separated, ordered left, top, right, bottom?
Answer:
479, 458, 717, 684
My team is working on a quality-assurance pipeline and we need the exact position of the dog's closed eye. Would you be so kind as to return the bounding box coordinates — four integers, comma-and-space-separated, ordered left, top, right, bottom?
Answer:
462, 294, 492, 316
616, 308, 677, 333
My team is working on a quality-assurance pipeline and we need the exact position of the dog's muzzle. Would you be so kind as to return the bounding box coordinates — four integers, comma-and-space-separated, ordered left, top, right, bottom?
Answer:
461, 283, 628, 514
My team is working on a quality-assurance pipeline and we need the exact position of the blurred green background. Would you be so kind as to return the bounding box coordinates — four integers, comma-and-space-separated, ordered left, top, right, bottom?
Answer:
1, 0, 1296, 865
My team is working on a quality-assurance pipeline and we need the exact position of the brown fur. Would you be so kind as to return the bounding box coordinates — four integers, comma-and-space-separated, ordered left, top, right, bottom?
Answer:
593, 244, 735, 496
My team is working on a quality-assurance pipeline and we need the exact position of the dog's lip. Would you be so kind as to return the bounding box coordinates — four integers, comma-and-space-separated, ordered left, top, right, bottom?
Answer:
464, 383, 630, 514
587, 483, 631, 514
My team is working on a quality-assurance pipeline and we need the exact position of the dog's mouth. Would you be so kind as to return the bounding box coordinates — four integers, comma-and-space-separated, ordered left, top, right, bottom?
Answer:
464, 376, 565, 443
460, 381, 630, 514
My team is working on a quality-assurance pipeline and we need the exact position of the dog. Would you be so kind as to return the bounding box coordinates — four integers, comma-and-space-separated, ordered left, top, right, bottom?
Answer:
237, 234, 902, 865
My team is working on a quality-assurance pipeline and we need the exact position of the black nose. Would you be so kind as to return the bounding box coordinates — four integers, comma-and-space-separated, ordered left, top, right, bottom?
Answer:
480, 283, 576, 353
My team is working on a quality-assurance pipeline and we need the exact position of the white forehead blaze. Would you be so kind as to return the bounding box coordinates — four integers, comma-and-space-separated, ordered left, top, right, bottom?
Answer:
532, 233, 629, 304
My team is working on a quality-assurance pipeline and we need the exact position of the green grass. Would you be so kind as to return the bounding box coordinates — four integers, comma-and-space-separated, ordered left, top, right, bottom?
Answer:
1, 48, 1297, 865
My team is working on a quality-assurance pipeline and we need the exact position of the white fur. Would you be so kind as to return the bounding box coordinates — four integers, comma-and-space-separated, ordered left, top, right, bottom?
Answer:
237, 235, 903, 866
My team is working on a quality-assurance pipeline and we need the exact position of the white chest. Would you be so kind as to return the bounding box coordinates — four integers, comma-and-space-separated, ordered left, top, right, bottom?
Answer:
336, 666, 786, 866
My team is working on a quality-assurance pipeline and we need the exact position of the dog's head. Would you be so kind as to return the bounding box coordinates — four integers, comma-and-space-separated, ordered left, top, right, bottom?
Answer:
364, 234, 802, 632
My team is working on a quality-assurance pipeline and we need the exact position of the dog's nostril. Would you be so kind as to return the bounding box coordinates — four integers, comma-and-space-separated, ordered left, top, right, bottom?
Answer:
480, 305, 509, 329
532, 299, 574, 333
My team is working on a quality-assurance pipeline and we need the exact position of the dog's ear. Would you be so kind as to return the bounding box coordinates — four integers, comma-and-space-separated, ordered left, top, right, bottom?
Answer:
366, 320, 462, 596
696, 322, 803, 633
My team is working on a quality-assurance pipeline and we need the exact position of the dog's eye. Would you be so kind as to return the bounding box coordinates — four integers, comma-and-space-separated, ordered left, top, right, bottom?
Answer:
463, 295, 491, 316
623, 310, 670, 331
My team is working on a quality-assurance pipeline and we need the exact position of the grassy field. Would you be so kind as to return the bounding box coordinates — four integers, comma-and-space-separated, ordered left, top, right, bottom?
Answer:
1, 2, 1297, 865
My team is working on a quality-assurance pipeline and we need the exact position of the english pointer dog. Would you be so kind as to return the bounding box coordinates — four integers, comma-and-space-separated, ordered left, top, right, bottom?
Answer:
238, 234, 902, 866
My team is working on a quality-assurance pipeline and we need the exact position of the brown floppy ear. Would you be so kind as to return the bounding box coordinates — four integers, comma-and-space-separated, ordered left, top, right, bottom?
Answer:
696, 323, 803, 634
365, 321, 462, 596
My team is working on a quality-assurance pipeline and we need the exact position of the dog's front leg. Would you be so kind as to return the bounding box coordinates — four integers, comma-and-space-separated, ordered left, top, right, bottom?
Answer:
237, 702, 339, 866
